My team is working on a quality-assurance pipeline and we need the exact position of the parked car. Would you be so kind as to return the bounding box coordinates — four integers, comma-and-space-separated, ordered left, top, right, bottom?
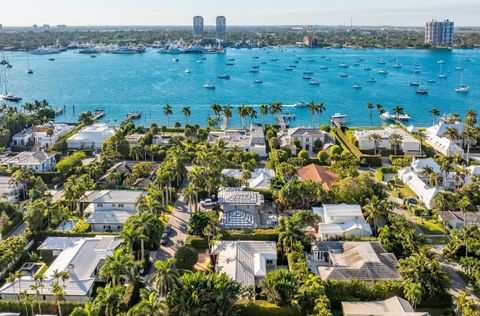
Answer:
160, 233, 169, 246
164, 223, 172, 236
200, 198, 217, 207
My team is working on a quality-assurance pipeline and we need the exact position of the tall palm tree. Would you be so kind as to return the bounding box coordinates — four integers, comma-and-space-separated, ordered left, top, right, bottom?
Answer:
182, 106, 191, 125
182, 183, 197, 214
52, 270, 69, 316
210, 104, 223, 117
237, 105, 249, 129
163, 104, 173, 127
269, 102, 283, 118
392, 106, 404, 122
99, 249, 135, 287
368, 133, 382, 155
375, 103, 383, 125
429, 108, 441, 125
437, 156, 453, 188
465, 109, 477, 127
458, 196, 476, 257
278, 217, 303, 252
367, 103, 374, 126
307, 101, 319, 127
462, 126, 477, 164
388, 132, 403, 155
259, 104, 269, 125
93, 285, 125, 316
363, 196, 392, 236
316, 102, 326, 128
222, 105, 233, 129
150, 258, 180, 297
443, 126, 459, 143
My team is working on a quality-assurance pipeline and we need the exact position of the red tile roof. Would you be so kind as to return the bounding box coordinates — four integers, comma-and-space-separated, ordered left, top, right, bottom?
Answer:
297, 163, 339, 191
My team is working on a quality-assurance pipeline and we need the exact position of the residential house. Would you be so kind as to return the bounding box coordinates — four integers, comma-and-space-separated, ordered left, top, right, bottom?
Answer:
33, 123, 74, 149
98, 161, 158, 188
0, 151, 56, 172
125, 134, 144, 147
354, 126, 421, 155
11, 128, 34, 147
438, 210, 480, 229
207, 123, 267, 157
312, 204, 372, 240
80, 190, 146, 232
278, 127, 334, 152
425, 121, 465, 158
397, 158, 441, 209
211, 240, 277, 287
0, 176, 24, 203
218, 187, 264, 228
221, 168, 275, 190
307, 241, 402, 281
152, 133, 185, 146
0, 235, 122, 302
67, 123, 115, 150
342, 296, 429, 316
297, 163, 339, 191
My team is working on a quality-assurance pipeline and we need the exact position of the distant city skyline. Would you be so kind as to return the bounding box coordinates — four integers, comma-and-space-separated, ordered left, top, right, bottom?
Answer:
1, 0, 479, 27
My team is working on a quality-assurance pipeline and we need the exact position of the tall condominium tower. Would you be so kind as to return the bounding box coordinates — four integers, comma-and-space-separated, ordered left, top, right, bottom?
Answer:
193, 16, 204, 39
216, 16, 226, 40
425, 19, 454, 46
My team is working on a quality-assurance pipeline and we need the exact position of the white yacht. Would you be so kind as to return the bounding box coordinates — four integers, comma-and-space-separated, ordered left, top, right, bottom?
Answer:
455, 85, 470, 93
309, 79, 320, 85
352, 83, 362, 89
203, 83, 215, 89
381, 112, 411, 121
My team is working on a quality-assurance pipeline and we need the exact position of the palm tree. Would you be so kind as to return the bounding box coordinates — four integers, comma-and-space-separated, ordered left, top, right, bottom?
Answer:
392, 106, 404, 122
9, 168, 34, 200
367, 103, 374, 126
269, 102, 283, 118
368, 133, 382, 155
150, 258, 180, 297
128, 289, 168, 315
182, 106, 191, 125
182, 183, 197, 214
163, 104, 173, 127
237, 105, 249, 129
278, 217, 303, 252
222, 105, 233, 129
429, 108, 441, 125
375, 103, 383, 125
259, 104, 269, 124
404, 282, 423, 309
32, 274, 45, 314
465, 109, 477, 126
316, 102, 326, 128
458, 196, 476, 257
308, 101, 319, 127
462, 126, 477, 164
99, 248, 135, 287
93, 285, 125, 316
52, 270, 69, 316
443, 126, 459, 143
210, 104, 223, 116
388, 132, 403, 155
437, 156, 453, 188
363, 196, 392, 236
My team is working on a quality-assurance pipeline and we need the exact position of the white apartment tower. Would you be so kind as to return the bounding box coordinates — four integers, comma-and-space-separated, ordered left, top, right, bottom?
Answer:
193, 16, 204, 39
425, 19, 454, 46
216, 16, 226, 40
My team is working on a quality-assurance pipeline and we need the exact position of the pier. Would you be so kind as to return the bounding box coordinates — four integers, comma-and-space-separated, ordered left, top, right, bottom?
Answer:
276, 113, 296, 130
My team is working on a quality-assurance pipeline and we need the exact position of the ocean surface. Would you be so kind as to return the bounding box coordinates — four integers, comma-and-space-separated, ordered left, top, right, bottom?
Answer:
1, 48, 479, 127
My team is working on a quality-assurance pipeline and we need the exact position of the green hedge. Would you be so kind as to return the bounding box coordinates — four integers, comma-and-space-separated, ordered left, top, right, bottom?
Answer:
34, 171, 62, 184
237, 300, 300, 316
333, 127, 381, 166
376, 166, 397, 182
185, 236, 209, 249
35, 230, 119, 241
222, 228, 278, 241
0, 300, 83, 315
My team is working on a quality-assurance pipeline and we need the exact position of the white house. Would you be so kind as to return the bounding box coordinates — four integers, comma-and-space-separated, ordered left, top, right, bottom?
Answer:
67, 123, 115, 150
0, 235, 122, 302
425, 121, 465, 158
125, 134, 144, 147
312, 204, 372, 240
81, 190, 146, 232
342, 296, 429, 316
152, 133, 185, 146
207, 123, 267, 157
33, 123, 73, 149
0, 176, 24, 203
11, 128, 34, 147
278, 127, 334, 152
218, 187, 264, 228
398, 158, 441, 209
221, 168, 275, 190
211, 240, 277, 287
0, 151, 56, 172
354, 126, 421, 155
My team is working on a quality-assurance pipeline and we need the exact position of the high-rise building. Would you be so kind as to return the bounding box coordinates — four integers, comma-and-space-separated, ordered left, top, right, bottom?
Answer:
425, 19, 454, 46
216, 16, 226, 40
193, 16, 204, 39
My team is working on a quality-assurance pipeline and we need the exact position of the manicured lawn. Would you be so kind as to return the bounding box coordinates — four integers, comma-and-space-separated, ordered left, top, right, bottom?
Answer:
389, 183, 417, 199
412, 217, 444, 235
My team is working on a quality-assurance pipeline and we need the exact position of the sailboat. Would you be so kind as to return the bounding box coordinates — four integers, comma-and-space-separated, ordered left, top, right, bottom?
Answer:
437, 63, 447, 79
1, 66, 22, 102
455, 73, 469, 93
26, 54, 33, 74
410, 72, 420, 86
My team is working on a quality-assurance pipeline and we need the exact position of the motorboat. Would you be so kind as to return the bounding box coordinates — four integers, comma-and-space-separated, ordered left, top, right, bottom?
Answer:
412, 68, 421, 73
416, 89, 429, 94
303, 70, 314, 75
254, 80, 263, 84
172, 58, 179, 62
437, 73, 448, 79
367, 78, 376, 83
293, 102, 307, 107
381, 111, 411, 121
284, 67, 294, 71
303, 76, 312, 80
378, 69, 388, 74
309, 80, 320, 85
455, 85, 470, 93
410, 82, 420, 86
378, 60, 386, 65
320, 66, 328, 70
225, 61, 235, 65
127, 112, 141, 119
203, 83, 215, 89
184, 68, 191, 74
217, 74, 230, 79
338, 63, 349, 68
393, 64, 402, 68
352, 83, 362, 89
330, 113, 349, 126
340, 73, 348, 77
271, 58, 279, 61
427, 79, 436, 83
364, 66, 372, 71
249, 68, 259, 73
437, 59, 446, 64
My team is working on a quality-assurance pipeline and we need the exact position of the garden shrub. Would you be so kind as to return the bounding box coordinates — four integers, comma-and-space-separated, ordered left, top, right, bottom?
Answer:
174, 246, 198, 270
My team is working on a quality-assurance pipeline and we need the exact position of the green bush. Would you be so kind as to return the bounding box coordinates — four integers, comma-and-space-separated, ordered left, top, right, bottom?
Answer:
237, 300, 300, 316
222, 228, 278, 241
174, 246, 198, 270
72, 219, 90, 233
329, 145, 343, 156
55, 151, 86, 175
317, 150, 329, 164
0, 300, 83, 316
376, 166, 397, 181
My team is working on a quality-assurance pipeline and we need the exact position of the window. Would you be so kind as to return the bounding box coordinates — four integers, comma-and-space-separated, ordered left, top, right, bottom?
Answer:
266, 259, 273, 265
112, 204, 116, 207
306, 137, 309, 142
97, 203, 103, 207
118, 204, 124, 208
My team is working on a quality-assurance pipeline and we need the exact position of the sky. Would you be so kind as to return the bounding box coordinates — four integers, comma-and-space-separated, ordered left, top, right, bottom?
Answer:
1, 0, 478, 27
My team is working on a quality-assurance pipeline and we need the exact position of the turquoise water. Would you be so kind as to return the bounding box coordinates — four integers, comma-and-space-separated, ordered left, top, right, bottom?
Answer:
2, 48, 479, 127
